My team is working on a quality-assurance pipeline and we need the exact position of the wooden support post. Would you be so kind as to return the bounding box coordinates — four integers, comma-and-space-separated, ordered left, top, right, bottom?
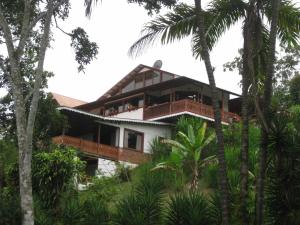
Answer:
97, 124, 101, 154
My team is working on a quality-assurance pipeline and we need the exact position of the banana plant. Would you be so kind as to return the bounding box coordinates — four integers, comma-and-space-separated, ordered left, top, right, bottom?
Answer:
153, 122, 217, 190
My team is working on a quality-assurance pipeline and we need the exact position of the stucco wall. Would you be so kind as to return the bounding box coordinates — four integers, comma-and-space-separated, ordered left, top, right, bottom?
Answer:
111, 108, 144, 120
118, 123, 172, 154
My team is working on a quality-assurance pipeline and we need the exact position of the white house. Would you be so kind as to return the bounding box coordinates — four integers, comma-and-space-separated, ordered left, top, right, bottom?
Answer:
52, 64, 241, 176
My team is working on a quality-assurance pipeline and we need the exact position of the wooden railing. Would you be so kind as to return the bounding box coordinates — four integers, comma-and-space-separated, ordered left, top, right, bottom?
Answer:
52, 135, 149, 164
144, 99, 240, 123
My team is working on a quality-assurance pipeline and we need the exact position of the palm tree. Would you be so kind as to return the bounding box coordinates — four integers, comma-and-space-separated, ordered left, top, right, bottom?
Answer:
129, 1, 299, 224
153, 122, 216, 190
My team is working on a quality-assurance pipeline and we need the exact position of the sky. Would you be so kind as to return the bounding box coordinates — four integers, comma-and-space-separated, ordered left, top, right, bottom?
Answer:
44, 0, 244, 103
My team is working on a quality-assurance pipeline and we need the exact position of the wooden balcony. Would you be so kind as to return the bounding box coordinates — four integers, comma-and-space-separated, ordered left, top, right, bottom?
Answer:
144, 99, 240, 123
52, 135, 149, 164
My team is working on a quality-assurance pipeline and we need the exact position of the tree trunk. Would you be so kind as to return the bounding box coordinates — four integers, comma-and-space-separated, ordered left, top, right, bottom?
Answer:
191, 160, 199, 190
255, 0, 281, 224
13, 79, 34, 225
239, 2, 257, 223
0, 157, 4, 190
240, 61, 250, 225
194, 0, 230, 224
0, 1, 54, 224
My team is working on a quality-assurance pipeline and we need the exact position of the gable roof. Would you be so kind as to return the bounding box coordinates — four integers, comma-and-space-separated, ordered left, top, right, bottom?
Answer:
51, 92, 87, 108
76, 64, 240, 111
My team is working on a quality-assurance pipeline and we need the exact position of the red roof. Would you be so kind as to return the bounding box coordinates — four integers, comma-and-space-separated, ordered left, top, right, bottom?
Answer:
51, 92, 86, 108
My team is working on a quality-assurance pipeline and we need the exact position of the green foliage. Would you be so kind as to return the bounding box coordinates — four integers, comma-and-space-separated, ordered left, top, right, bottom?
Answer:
32, 147, 85, 208
265, 106, 300, 225
290, 74, 300, 105
129, 0, 300, 58
60, 191, 84, 225
150, 137, 171, 162
115, 163, 132, 182
165, 192, 213, 225
0, 92, 67, 150
83, 176, 119, 203
113, 173, 164, 225
70, 27, 99, 73
82, 197, 110, 225
84, 0, 178, 16
154, 118, 216, 189
0, 189, 21, 225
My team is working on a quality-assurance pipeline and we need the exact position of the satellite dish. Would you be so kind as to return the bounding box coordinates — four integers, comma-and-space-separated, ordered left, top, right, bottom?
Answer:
153, 60, 163, 69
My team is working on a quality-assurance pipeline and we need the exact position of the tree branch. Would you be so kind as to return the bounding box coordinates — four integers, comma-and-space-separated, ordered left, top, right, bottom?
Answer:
17, 0, 32, 58
27, 0, 69, 34
54, 16, 71, 36
26, 0, 54, 136
0, 7, 16, 62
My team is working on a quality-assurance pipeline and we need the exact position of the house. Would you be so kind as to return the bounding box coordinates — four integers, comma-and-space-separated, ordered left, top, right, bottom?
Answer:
52, 64, 241, 176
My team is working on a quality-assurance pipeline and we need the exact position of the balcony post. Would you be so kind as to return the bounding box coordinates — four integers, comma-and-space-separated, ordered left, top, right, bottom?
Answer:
97, 124, 101, 155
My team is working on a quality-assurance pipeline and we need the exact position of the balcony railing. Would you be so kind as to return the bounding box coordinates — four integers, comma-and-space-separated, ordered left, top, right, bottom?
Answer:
52, 135, 149, 164
144, 99, 240, 123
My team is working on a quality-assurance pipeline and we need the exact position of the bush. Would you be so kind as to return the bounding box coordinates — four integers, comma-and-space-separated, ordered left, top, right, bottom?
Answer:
150, 137, 171, 162
83, 197, 110, 225
113, 173, 164, 225
165, 192, 213, 225
115, 163, 132, 182
32, 147, 85, 208
0, 189, 21, 225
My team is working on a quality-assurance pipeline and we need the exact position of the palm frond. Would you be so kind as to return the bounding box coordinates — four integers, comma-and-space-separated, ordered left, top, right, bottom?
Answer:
162, 138, 188, 151
192, 0, 246, 58
177, 131, 193, 149
128, 3, 196, 57
187, 124, 196, 144
84, 0, 101, 17
199, 155, 218, 168
201, 132, 216, 149
263, 0, 300, 47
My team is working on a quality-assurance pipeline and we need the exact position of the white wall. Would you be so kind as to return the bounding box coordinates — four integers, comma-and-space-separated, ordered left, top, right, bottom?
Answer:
111, 108, 143, 120
117, 123, 172, 153
97, 158, 117, 177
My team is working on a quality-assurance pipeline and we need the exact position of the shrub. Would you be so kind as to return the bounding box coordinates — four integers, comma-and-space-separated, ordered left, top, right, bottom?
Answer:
59, 191, 84, 225
150, 137, 171, 162
115, 163, 132, 182
0, 189, 21, 225
83, 197, 110, 225
32, 147, 85, 208
113, 173, 164, 225
165, 192, 213, 225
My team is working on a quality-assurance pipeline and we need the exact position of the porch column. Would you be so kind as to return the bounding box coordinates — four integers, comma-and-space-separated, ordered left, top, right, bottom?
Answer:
97, 124, 101, 155
97, 124, 101, 144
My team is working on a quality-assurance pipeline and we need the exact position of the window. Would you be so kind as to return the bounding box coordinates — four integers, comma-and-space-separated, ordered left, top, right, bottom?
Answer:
124, 129, 143, 151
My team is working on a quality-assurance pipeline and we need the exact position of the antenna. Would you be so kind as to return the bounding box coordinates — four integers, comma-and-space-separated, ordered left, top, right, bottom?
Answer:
153, 60, 162, 69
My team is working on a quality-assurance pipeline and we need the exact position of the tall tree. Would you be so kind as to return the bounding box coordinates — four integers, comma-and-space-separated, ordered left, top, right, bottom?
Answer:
129, 1, 299, 223
0, 1, 98, 224
193, 0, 231, 223
255, 0, 281, 224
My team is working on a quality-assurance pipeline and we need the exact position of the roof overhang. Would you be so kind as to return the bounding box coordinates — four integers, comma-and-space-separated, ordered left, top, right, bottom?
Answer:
58, 107, 173, 127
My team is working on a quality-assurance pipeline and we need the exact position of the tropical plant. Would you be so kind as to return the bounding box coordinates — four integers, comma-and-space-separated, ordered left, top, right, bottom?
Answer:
129, 1, 299, 223
82, 197, 110, 225
32, 147, 85, 209
165, 191, 213, 225
150, 137, 171, 162
153, 121, 216, 190
265, 108, 300, 225
0, 189, 21, 225
59, 191, 84, 225
113, 173, 164, 225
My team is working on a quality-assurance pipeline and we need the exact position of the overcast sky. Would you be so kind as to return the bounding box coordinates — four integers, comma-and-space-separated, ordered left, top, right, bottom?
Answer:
45, 0, 244, 102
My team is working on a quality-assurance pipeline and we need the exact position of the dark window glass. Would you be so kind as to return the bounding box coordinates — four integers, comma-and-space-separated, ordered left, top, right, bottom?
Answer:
124, 129, 143, 151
